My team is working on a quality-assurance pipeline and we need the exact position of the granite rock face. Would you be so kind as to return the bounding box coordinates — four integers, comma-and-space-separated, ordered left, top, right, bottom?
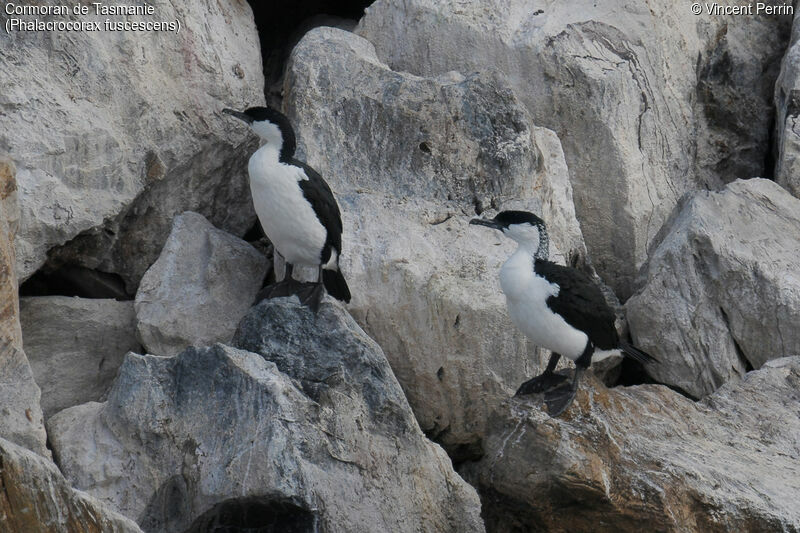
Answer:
461, 358, 800, 533
20, 296, 141, 418
48, 299, 484, 533
285, 27, 586, 456
0, 155, 47, 456
134, 212, 268, 356
0, 437, 142, 533
358, 0, 791, 298
0, 1, 263, 288
774, 10, 800, 198
626, 179, 800, 398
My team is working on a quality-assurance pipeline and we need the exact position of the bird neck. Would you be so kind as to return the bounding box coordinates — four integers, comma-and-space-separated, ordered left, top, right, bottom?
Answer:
535, 225, 549, 260
255, 142, 281, 164
254, 136, 294, 164
515, 226, 549, 260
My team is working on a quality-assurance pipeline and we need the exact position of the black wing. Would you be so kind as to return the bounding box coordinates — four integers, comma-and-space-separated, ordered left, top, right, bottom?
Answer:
292, 158, 344, 264
534, 260, 618, 350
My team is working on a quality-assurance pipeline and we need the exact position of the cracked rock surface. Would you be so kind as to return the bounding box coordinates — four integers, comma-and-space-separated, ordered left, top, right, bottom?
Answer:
0, 1, 263, 289
460, 358, 800, 533
358, 0, 791, 298
626, 179, 800, 398
48, 298, 484, 533
0, 437, 142, 532
285, 27, 586, 456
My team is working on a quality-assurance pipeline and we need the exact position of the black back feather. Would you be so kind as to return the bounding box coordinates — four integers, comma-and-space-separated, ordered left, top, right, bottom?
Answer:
534, 259, 619, 350
292, 159, 344, 265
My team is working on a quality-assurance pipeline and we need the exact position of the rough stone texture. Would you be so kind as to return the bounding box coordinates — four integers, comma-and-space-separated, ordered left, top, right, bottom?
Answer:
0, 155, 48, 456
626, 179, 800, 398
134, 212, 268, 356
358, 0, 791, 298
461, 357, 800, 533
19, 296, 141, 418
774, 10, 800, 198
0, 437, 142, 533
0, 1, 263, 288
48, 299, 484, 533
284, 28, 586, 456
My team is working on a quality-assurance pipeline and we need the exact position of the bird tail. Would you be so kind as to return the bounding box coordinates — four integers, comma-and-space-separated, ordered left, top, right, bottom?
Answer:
322, 268, 351, 303
620, 341, 658, 365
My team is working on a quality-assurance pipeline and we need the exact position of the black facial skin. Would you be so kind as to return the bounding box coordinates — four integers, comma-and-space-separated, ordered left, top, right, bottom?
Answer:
222, 108, 254, 124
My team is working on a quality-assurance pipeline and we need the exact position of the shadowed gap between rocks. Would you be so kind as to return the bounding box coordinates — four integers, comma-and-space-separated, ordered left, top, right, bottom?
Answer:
180, 497, 317, 533
246, 0, 374, 106
19, 264, 132, 300
612, 357, 699, 401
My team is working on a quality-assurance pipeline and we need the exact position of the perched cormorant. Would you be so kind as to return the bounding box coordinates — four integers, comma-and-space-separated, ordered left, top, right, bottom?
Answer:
223, 106, 350, 311
470, 210, 656, 416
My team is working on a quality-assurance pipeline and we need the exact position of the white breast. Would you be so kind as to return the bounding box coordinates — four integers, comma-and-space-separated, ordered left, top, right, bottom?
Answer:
248, 147, 327, 266
499, 249, 588, 360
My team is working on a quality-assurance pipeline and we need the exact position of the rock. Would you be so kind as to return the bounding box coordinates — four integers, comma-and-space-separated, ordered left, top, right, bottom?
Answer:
0, 341, 47, 458
460, 357, 800, 532
0, 437, 142, 533
774, 11, 800, 198
285, 28, 584, 254
0, 2, 263, 288
0, 156, 21, 351
357, 0, 791, 298
19, 296, 141, 418
134, 212, 268, 356
590, 352, 624, 386
284, 27, 586, 455
48, 299, 484, 532
0, 156, 47, 456
626, 179, 800, 398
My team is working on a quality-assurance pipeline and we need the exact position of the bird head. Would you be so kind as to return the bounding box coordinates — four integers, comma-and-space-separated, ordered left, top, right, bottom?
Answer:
222, 106, 296, 160
470, 210, 549, 258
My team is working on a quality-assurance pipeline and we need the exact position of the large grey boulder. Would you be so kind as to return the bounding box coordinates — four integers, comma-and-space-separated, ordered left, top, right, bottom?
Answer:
20, 296, 141, 418
284, 27, 586, 455
0, 437, 142, 533
49, 299, 484, 532
460, 357, 800, 532
0, 1, 263, 288
774, 10, 800, 198
134, 212, 268, 356
0, 156, 48, 456
626, 179, 800, 398
357, 0, 791, 298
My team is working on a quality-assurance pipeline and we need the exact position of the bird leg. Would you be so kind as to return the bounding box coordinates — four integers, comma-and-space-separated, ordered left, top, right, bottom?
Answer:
296, 266, 325, 312
254, 263, 306, 303
283, 262, 294, 281
515, 353, 567, 396
297, 282, 325, 313
544, 365, 585, 417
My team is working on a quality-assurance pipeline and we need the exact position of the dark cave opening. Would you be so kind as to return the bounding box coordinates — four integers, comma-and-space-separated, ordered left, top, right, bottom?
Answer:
246, 0, 374, 106
19, 264, 132, 300
613, 357, 699, 401
182, 497, 317, 533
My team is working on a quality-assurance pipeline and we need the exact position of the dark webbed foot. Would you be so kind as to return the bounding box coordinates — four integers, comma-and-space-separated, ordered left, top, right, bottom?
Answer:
515, 372, 568, 396
297, 282, 325, 313
543, 367, 585, 418
515, 352, 564, 396
254, 278, 306, 304
544, 382, 577, 417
